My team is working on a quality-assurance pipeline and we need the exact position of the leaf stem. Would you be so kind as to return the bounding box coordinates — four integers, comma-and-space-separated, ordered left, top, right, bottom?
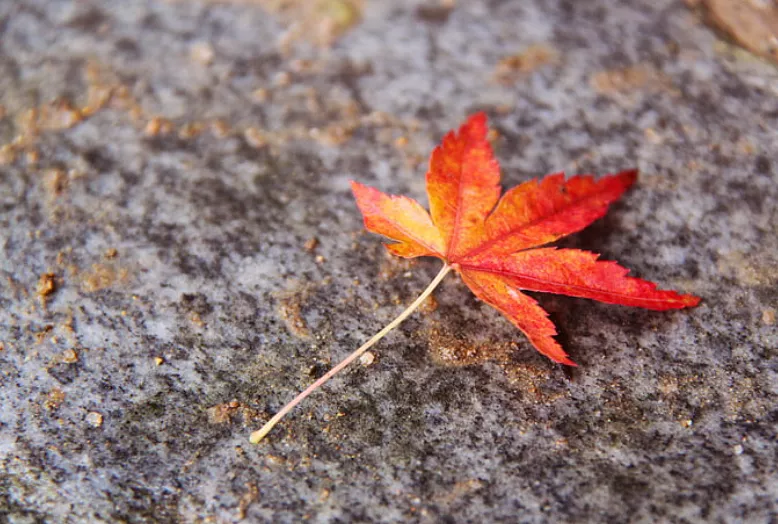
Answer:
250, 263, 452, 444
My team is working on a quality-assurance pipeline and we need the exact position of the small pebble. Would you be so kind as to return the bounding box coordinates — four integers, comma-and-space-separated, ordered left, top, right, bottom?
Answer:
62, 349, 79, 364
190, 42, 215, 65
86, 412, 104, 428
244, 127, 267, 148
37, 273, 57, 297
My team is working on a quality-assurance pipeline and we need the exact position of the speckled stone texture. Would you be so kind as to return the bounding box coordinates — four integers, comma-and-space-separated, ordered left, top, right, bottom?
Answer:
1, 0, 777, 522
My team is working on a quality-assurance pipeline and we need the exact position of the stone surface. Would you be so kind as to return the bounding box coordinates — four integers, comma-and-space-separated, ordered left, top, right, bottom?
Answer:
1, 0, 777, 522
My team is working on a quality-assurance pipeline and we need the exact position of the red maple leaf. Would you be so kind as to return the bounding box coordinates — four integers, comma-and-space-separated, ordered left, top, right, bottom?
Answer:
250, 113, 699, 443
352, 112, 699, 365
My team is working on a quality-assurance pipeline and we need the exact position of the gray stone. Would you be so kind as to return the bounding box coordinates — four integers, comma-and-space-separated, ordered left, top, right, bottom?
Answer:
1, 0, 776, 522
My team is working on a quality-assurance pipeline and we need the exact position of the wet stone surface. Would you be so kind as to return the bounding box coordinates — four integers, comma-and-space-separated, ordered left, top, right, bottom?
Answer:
1, 0, 777, 522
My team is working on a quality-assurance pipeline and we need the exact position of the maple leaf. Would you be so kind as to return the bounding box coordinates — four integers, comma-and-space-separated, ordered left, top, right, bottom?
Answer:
250, 113, 699, 444
351, 112, 699, 366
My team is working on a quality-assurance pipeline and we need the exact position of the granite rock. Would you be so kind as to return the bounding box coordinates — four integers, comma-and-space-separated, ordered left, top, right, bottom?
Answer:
1, 0, 777, 522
